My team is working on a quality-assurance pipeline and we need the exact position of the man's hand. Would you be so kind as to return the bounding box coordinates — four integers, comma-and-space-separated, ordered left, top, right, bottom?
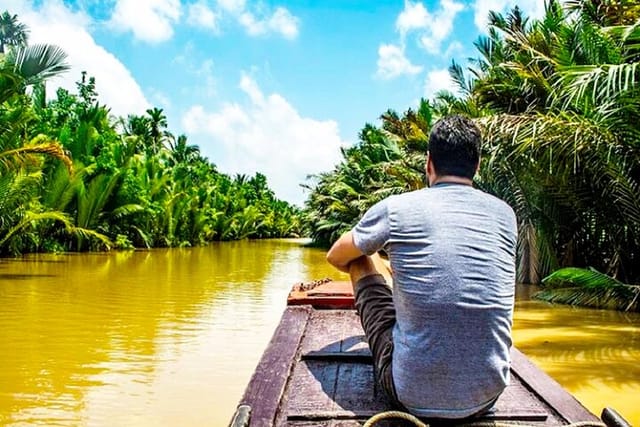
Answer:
326, 231, 364, 273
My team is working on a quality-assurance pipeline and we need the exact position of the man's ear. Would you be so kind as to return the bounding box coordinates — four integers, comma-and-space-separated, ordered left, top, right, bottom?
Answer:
426, 153, 436, 185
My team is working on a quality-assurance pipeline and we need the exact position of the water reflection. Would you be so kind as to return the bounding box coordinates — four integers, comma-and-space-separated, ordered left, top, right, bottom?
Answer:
0, 241, 638, 426
513, 299, 640, 422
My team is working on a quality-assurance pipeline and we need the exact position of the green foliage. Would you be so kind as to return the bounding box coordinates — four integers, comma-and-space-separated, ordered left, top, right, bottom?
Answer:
303, 100, 433, 246
0, 10, 28, 54
537, 267, 640, 312
0, 11, 303, 256
303, 1, 639, 311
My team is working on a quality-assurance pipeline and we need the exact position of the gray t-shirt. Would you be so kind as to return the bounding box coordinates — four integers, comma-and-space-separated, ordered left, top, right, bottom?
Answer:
352, 183, 517, 418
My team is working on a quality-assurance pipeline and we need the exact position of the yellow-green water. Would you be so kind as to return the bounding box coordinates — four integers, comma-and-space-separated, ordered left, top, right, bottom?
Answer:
0, 240, 638, 426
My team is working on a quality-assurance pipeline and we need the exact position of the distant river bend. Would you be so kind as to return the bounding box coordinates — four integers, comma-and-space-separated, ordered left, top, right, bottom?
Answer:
0, 240, 638, 426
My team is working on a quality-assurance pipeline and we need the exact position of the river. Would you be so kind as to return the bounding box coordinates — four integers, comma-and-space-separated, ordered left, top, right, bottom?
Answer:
0, 240, 638, 426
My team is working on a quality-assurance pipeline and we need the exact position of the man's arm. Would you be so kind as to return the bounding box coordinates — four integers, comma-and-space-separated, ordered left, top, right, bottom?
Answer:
326, 230, 364, 273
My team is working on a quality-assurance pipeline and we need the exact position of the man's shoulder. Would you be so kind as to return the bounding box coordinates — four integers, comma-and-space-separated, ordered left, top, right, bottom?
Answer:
476, 189, 516, 218
379, 190, 430, 217
386, 189, 428, 205
383, 187, 515, 218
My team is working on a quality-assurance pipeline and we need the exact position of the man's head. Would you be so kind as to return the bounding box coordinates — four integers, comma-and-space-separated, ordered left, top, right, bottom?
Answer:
426, 115, 481, 184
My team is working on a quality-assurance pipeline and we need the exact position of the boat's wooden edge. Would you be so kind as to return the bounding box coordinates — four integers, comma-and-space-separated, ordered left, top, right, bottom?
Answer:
237, 305, 313, 426
510, 347, 599, 423
233, 304, 604, 426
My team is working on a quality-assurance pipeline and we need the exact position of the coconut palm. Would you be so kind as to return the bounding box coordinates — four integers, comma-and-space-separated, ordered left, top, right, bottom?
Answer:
458, 0, 640, 303
0, 11, 28, 54
146, 107, 170, 155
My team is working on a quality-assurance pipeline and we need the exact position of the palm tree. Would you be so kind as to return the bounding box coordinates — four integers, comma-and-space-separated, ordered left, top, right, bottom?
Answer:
453, 0, 640, 301
146, 107, 169, 154
0, 82, 74, 254
0, 12, 69, 91
168, 134, 200, 165
0, 11, 28, 54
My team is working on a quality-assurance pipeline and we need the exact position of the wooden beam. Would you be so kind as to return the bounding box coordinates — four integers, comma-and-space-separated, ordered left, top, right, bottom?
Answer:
238, 306, 313, 426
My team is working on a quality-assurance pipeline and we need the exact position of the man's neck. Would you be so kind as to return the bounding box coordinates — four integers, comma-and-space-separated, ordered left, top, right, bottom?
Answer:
430, 175, 473, 187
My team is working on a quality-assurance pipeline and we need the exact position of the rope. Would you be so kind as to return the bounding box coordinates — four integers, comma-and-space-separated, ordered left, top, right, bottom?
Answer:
363, 410, 608, 427
363, 410, 427, 427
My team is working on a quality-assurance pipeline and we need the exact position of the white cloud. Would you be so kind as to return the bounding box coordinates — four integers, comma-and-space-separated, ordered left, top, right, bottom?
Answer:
376, 44, 423, 80
217, 0, 299, 39
182, 74, 346, 204
238, 12, 264, 35
424, 68, 458, 98
109, 0, 181, 43
267, 7, 299, 39
187, 1, 219, 32
9, 0, 150, 117
473, 0, 546, 31
396, 1, 430, 38
238, 8, 299, 39
217, 0, 246, 14
173, 45, 217, 97
149, 89, 172, 109
197, 59, 217, 97
380, 0, 464, 79
417, 0, 465, 54
443, 40, 464, 58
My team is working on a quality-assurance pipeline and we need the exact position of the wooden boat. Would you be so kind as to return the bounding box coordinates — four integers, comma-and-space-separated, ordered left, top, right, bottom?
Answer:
230, 280, 629, 427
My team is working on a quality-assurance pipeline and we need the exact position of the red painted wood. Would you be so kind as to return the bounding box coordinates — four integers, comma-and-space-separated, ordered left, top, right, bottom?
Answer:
287, 281, 355, 309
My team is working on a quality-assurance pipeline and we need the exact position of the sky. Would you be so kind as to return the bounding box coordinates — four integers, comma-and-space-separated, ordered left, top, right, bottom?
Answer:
1, 0, 545, 205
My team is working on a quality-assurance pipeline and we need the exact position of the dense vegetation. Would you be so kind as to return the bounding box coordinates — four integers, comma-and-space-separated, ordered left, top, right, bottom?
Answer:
0, 11, 302, 255
303, 0, 640, 311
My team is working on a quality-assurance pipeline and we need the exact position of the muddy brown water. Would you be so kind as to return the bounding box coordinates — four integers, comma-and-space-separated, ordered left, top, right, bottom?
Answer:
0, 240, 638, 426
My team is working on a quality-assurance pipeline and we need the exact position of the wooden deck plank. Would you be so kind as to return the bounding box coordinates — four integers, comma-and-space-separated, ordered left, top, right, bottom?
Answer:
293, 310, 596, 425
236, 306, 600, 426
282, 421, 365, 427
491, 383, 551, 421
238, 305, 313, 426
338, 311, 369, 355
300, 310, 350, 354
285, 366, 554, 423
284, 360, 339, 418
334, 362, 390, 413
301, 310, 368, 356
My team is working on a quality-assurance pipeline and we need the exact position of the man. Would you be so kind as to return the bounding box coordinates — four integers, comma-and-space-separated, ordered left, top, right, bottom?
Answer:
326, 115, 517, 419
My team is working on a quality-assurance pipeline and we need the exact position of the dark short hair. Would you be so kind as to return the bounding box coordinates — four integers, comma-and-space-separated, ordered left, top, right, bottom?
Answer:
428, 115, 481, 180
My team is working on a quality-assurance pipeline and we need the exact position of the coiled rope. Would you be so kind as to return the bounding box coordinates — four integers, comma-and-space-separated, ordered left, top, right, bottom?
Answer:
363, 410, 427, 426
363, 410, 608, 427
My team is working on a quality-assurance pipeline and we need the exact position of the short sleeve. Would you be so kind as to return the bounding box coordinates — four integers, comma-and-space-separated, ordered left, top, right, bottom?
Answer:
352, 199, 390, 255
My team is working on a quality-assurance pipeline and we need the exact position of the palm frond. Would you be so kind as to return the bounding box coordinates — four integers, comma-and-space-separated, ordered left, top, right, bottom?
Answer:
0, 136, 72, 171
66, 226, 112, 250
0, 210, 71, 247
11, 43, 70, 85
537, 267, 640, 311
557, 62, 640, 107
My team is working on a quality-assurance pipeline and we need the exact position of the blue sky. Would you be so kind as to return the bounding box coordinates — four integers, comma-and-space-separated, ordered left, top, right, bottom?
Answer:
3, 0, 544, 204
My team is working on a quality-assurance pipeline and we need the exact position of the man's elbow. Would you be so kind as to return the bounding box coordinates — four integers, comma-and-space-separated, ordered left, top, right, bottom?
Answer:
326, 251, 351, 273
326, 248, 343, 269
327, 231, 360, 272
